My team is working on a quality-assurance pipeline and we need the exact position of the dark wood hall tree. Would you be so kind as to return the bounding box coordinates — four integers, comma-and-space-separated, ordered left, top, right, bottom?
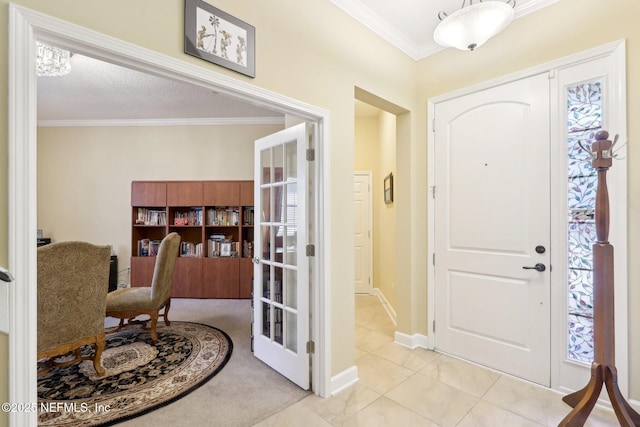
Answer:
559, 131, 640, 426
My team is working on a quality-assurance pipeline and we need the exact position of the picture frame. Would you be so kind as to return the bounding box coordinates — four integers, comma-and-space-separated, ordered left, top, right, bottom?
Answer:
384, 173, 394, 204
220, 242, 232, 257
184, 0, 256, 78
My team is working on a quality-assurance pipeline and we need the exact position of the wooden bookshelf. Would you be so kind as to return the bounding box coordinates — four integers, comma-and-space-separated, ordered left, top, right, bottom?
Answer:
131, 180, 254, 299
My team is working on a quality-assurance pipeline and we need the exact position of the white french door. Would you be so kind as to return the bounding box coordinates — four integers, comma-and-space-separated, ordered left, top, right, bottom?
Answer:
253, 123, 310, 389
434, 73, 552, 386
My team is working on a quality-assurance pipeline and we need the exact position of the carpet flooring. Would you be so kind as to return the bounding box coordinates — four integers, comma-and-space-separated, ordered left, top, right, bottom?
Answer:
102, 299, 310, 427
38, 322, 232, 426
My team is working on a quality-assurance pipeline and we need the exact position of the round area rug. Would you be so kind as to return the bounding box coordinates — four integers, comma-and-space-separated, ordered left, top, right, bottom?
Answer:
37, 322, 233, 426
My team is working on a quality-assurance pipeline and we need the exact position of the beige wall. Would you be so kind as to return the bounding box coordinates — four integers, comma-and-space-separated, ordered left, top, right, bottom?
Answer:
2, 0, 640, 422
0, 1, 417, 419
354, 111, 397, 309
37, 124, 282, 279
414, 0, 640, 400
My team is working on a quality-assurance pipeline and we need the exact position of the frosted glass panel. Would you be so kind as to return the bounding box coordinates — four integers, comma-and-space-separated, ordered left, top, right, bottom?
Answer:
567, 81, 602, 133
566, 79, 601, 363
568, 314, 594, 363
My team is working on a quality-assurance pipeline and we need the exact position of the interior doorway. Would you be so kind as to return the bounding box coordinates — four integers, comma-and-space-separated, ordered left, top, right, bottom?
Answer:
7, 6, 330, 424
353, 92, 407, 325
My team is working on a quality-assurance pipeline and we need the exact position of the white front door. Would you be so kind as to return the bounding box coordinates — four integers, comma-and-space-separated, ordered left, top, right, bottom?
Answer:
434, 73, 551, 386
354, 172, 372, 294
253, 123, 310, 389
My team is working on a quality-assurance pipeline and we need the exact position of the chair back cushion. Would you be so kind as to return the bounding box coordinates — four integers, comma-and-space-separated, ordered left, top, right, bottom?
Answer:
37, 242, 111, 353
150, 232, 181, 305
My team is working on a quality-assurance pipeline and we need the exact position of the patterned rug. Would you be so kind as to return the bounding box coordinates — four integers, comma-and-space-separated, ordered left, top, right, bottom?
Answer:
37, 322, 233, 426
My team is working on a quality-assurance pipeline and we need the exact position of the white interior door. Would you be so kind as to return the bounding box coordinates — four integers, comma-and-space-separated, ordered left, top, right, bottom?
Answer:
354, 172, 372, 294
434, 73, 551, 386
253, 123, 310, 389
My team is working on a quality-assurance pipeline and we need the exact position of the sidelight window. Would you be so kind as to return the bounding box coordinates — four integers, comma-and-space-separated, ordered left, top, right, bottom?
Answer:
566, 80, 602, 363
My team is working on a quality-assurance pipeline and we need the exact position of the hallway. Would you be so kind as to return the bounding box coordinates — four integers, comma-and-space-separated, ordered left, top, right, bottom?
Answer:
256, 295, 618, 426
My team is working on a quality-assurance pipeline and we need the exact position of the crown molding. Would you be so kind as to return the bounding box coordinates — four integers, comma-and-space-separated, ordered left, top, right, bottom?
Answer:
37, 116, 285, 127
329, 0, 420, 60
331, 0, 559, 61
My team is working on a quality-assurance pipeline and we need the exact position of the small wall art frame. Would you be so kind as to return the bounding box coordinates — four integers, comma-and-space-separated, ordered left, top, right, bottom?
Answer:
384, 173, 394, 204
184, 0, 256, 78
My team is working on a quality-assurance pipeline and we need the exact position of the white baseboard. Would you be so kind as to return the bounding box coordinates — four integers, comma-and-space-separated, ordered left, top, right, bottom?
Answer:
371, 288, 397, 326
394, 331, 432, 350
330, 365, 359, 396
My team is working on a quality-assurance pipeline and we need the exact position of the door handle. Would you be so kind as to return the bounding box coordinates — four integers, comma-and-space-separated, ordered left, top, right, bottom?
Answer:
522, 263, 546, 272
0, 266, 14, 283
252, 257, 260, 265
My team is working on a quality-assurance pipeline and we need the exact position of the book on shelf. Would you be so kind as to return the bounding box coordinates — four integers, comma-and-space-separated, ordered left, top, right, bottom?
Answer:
137, 239, 162, 256
243, 240, 254, 258
243, 207, 254, 226
208, 237, 239, 258
207, 207, 240, 226
180, 241, 203, 257
173, 207, 203, 226
136, 208, 167, 226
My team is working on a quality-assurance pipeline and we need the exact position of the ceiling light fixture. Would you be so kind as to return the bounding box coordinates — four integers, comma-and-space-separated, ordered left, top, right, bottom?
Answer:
36, 41, 72, 77
434, 0, 516, 51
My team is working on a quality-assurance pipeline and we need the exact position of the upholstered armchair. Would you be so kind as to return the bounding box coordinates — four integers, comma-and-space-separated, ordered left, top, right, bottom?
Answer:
37, 241, 112, 377
106, 232, 180, 343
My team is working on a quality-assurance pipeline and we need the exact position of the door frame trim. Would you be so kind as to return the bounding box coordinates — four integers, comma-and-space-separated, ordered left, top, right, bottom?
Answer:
8, 5, 331, 424
427, 40, 627, 395
354, 171, 373, 295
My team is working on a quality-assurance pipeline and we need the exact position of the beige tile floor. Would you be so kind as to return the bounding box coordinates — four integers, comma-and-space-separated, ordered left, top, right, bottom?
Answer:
255, 295, 620, 426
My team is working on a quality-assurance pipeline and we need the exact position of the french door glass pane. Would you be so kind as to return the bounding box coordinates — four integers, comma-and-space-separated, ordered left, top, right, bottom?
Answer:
274, 266, 283, 304
286, 269, 298, 309
274, 307, 283, 345
261, 149, 271, 184
286, 311, 297, 352
274, 145, 284, 183
262, 301, 270, 338
286, 141, 297, 182
261, 263, 270, 298
566, 80, 601, 364
261, 188, 271, 222
261, 226, 271, 260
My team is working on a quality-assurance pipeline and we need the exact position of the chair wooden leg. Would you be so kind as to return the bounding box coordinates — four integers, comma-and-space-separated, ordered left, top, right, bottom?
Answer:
93, 332, 106, 377
149, 311, 159, 343
163, 298, 171, 326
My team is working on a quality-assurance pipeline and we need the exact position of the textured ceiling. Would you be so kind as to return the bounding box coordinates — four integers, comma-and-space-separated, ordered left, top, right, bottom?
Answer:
37, 54, 282, 124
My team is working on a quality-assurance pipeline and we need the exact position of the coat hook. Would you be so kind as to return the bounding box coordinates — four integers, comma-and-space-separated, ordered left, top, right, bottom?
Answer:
577, 139, 596, 159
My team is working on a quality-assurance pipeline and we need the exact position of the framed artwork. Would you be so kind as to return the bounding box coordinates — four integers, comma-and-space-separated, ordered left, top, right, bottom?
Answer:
384, 173, 394, 204
220, 242, 232, 257
184, 0, 256, 78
